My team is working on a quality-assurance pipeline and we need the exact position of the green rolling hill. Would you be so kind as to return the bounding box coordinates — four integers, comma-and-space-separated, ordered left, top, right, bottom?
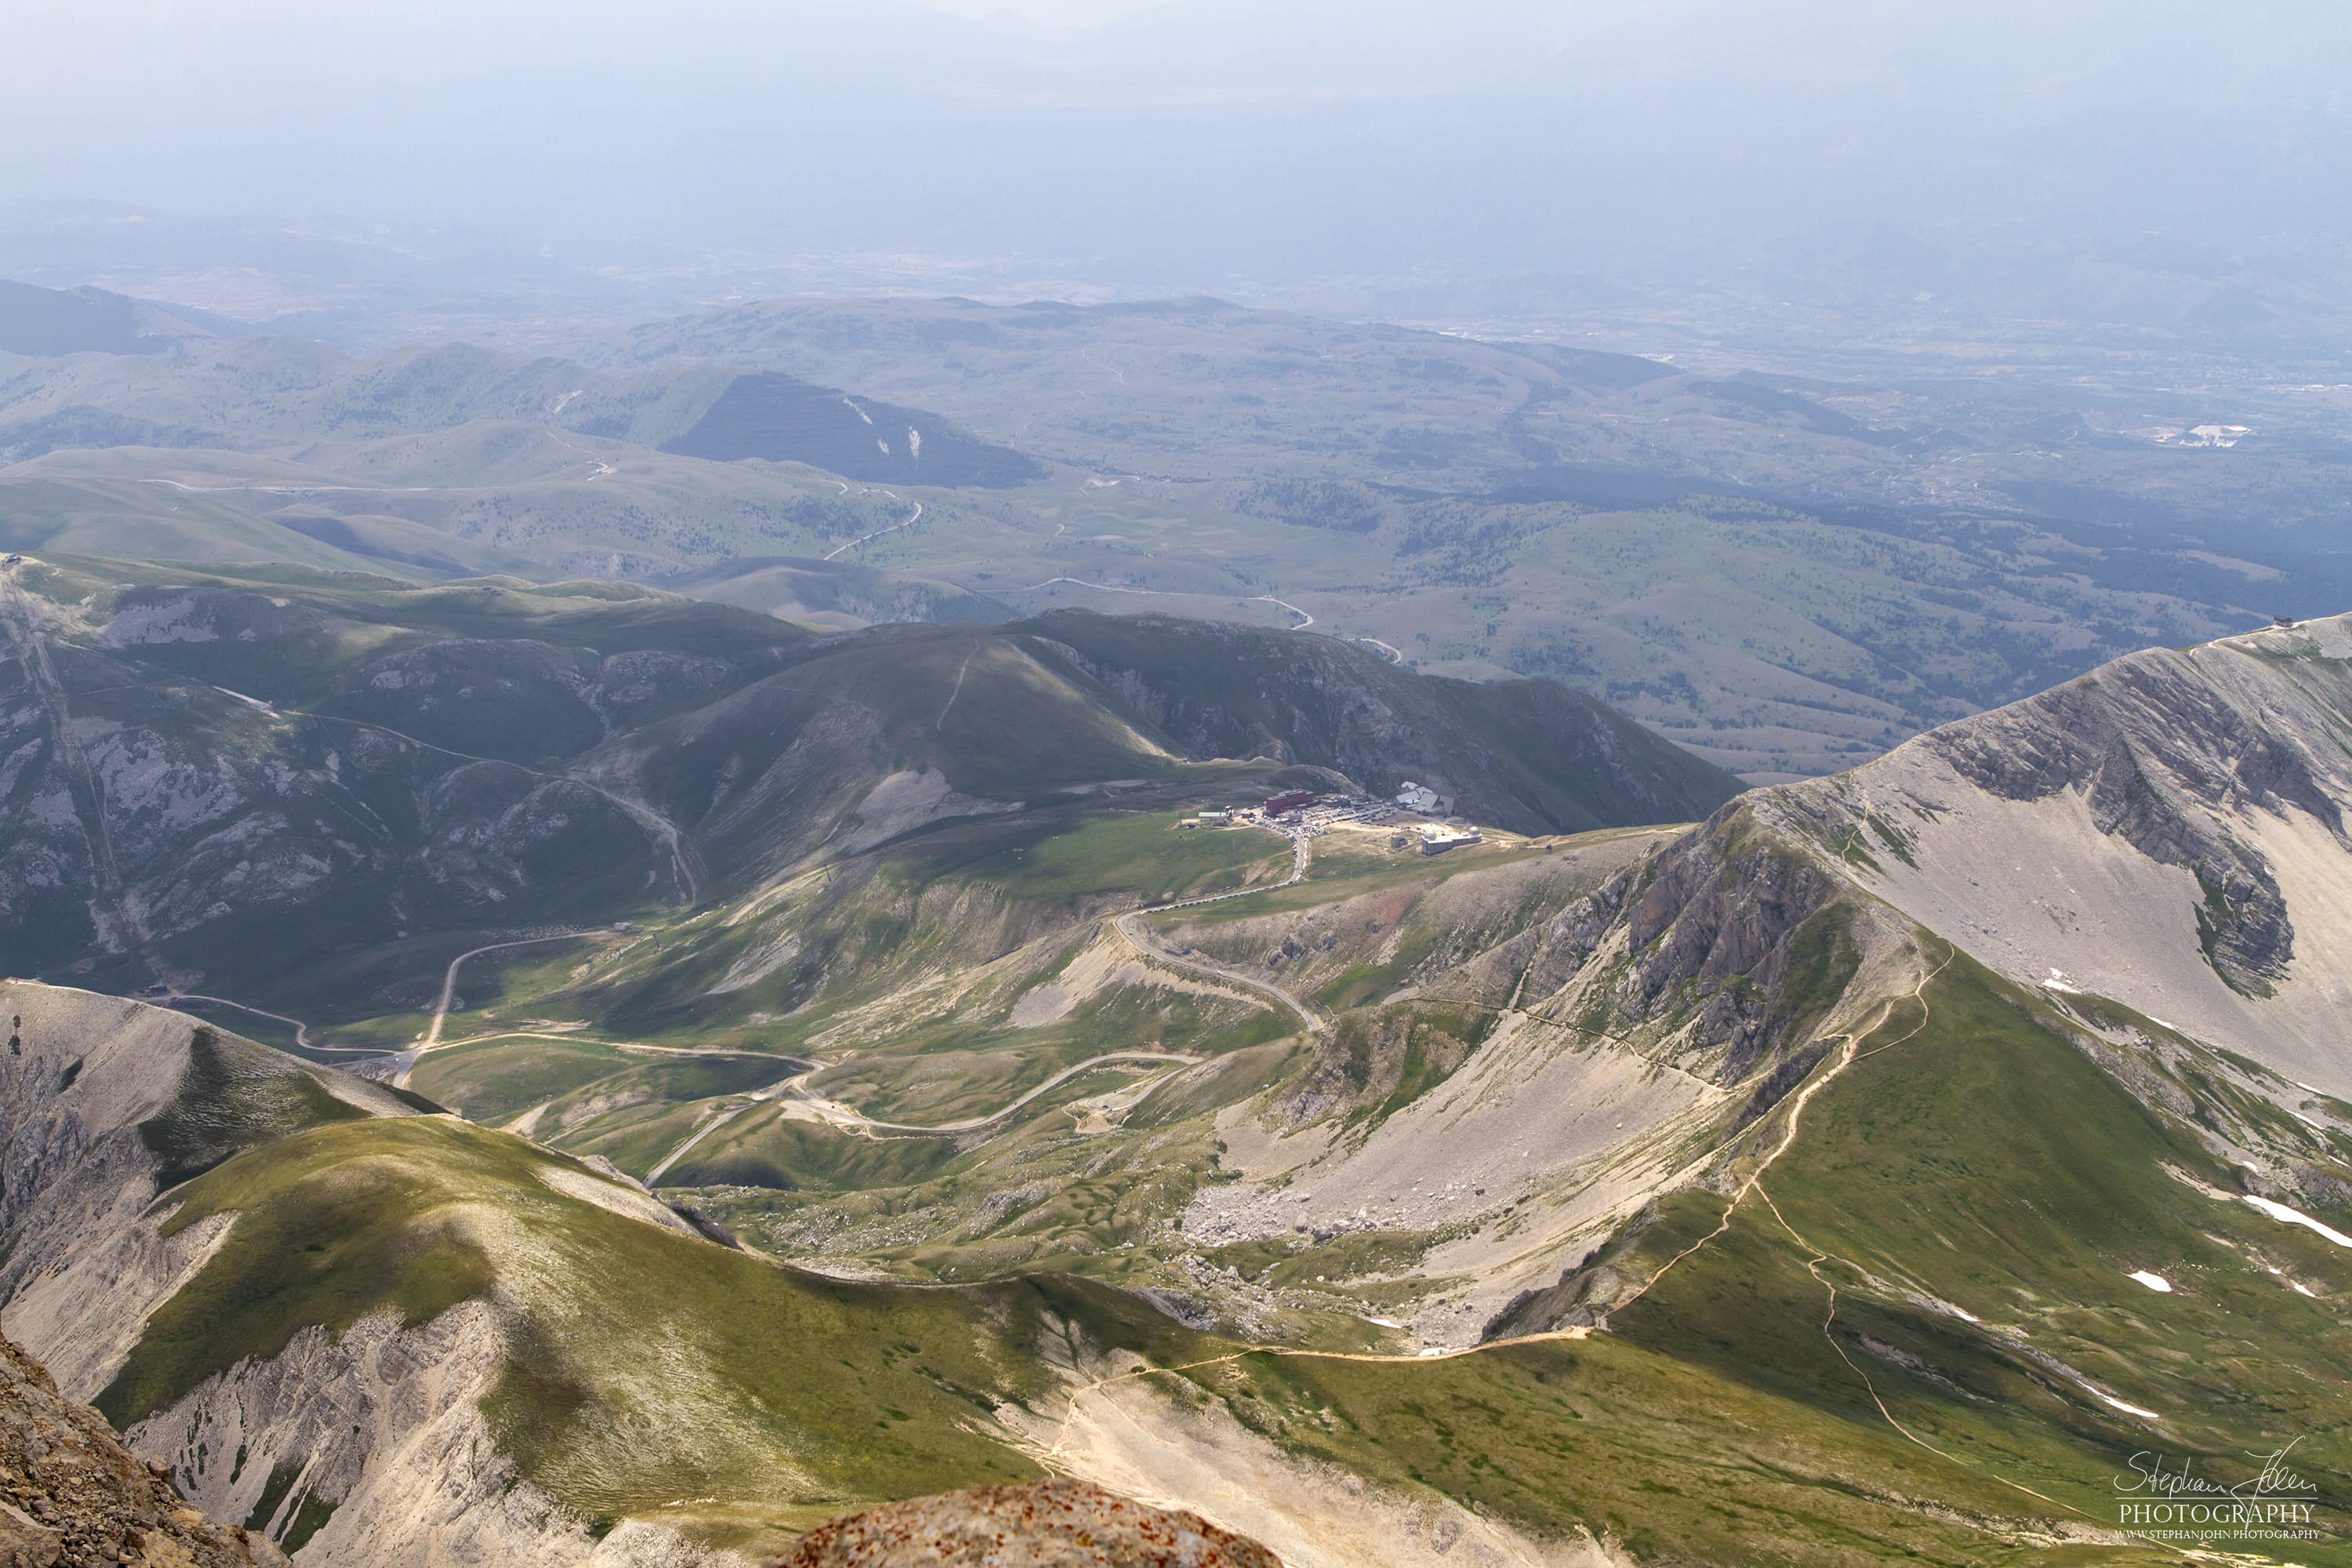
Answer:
7, 293, 2343, 777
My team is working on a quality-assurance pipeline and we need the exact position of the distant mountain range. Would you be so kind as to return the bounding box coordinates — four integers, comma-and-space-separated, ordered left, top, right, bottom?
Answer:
0, 278, 245, 357
4, 290, 2341, 779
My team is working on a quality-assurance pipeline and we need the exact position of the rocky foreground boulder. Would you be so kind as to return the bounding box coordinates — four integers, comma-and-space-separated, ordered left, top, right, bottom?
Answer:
775, 1479, 1279, 1567
0, 1334, 276, 1568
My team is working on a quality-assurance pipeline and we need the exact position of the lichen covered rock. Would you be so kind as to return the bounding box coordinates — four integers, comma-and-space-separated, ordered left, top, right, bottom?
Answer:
775, 1479, 1279, 1567
0, 1334, 275, 1568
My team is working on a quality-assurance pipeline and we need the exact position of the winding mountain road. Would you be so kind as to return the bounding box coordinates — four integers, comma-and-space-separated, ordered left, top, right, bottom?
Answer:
169, 995, 321, 1050
645, 1101, 755, 1183
1109, 823, 1323, 1033
393, 932, 606, 1086
823, 495, 924, 561
545, 429, 615, 480
642, 1049, 1203, 1181
1112, 915, 1323, 1035
1249, 593, 1314, 629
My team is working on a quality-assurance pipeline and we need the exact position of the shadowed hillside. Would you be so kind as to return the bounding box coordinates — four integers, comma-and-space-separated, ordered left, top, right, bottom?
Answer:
1014, 610, 1744, 836
0, 554, 1726, 996
661, 371, 1044, 486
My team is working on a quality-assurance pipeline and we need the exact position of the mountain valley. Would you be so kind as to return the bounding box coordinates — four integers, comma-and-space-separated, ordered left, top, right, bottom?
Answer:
6, 262, 2352, 1568
7, 527, 2352, 1560
14, 7, 2352, 1563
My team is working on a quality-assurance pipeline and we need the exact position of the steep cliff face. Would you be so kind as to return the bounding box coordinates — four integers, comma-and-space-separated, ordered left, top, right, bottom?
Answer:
0, 982, 419, 1399
1478, 612, 2352, 1338
1601, 811, 1854, 1084
1766, 612, 2352, 1094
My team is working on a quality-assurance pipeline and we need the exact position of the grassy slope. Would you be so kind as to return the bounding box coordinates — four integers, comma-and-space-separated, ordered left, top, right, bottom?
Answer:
102, 1105, 2205, 1566
89, 850, 2343, 1563
558, 801, 1286, 1033
290, 825, 1620, 1283
895, 812, 1283, 907
1598, 951, 2352, 1557
95, 1115, 1211, 1547
408, 1038, 641, 1124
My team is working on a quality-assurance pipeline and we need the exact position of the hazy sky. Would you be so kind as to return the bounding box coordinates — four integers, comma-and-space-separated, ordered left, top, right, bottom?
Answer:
5, 1, 2348, 292
909, 0, 1173, 25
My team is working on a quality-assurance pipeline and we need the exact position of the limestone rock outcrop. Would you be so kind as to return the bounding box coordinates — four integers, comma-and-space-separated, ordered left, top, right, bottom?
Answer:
775, 1479, 1279, 1568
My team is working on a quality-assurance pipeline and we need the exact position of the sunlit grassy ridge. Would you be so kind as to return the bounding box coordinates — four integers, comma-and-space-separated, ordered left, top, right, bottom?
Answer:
1591, 953, 2352, 1557
89, 1090, 2220, 1564
103, 1117, 1087, 1526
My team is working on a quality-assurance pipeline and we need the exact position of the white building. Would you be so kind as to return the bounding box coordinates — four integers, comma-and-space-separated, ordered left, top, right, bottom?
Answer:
1394, 782, 1440, 812
1418, 823, 1481, 855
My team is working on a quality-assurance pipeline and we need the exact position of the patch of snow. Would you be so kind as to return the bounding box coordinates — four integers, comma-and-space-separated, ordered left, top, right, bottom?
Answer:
2094, 1390, 2164, 1420
2128, 1270, 2172, 1292
2243, 1193, 2352, 1247
1907, 1292, 1979, 1323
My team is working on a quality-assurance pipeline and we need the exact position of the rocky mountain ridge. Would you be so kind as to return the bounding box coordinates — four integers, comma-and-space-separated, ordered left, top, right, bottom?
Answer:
1770, 612, 2352, 1093
0, 1330, 275, 1568
773, 1479, 1280, 1568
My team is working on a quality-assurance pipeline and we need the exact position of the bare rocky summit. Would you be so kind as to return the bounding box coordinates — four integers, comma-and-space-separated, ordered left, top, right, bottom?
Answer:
0, 1333, 276, 1568
775, 1479, 1280, 1567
